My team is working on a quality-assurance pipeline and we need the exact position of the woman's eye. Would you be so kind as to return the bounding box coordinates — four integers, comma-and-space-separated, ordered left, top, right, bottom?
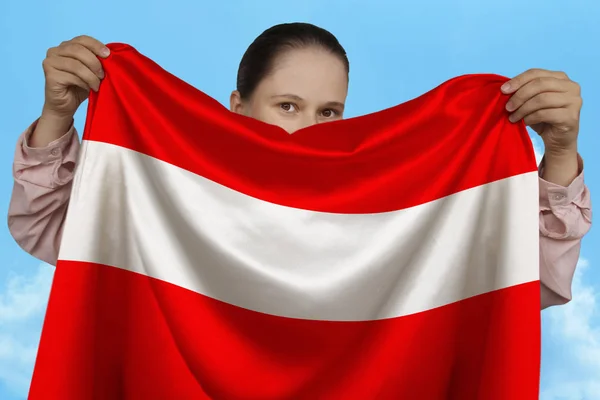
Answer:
321, 109, 337, 118
280, 103, 296, 112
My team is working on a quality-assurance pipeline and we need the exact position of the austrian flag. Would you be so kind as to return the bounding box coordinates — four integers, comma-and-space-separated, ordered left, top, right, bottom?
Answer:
29, 43, 541, 399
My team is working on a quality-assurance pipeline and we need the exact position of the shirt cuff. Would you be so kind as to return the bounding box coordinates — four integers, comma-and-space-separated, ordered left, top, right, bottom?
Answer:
538, 153, 585, 210
20, 118, 77, 163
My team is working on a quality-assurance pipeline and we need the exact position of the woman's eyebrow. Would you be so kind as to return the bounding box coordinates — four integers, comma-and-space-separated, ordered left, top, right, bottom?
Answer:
324, 101, 345, 110
270, 94, 304, 101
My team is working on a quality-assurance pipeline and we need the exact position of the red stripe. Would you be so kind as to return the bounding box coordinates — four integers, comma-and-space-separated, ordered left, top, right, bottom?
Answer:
81, 43, 537, 213
30, 262, 540, 399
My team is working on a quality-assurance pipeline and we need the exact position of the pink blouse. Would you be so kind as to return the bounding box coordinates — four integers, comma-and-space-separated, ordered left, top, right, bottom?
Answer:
7, 120, 593, 309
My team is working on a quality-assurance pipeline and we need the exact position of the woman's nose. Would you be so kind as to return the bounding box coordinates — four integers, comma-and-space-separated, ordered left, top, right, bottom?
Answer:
300, 113, 319, 130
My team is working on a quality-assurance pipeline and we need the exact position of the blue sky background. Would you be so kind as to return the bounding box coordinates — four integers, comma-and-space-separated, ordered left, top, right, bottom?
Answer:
0, 0, 598, 398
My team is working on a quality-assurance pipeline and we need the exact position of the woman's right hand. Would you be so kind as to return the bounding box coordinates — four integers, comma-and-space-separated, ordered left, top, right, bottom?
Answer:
30, 35, 110, 147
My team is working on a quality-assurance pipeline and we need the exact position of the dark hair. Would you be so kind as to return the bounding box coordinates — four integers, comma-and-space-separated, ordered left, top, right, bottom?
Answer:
236, 22, 350, 100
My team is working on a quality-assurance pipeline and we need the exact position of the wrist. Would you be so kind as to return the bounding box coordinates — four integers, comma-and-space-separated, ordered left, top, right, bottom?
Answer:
40, 106, 74, 127
542, 135, 578, 158
541, 147, 579, 187
543, 145, 578, 163
31, 108, 74, 148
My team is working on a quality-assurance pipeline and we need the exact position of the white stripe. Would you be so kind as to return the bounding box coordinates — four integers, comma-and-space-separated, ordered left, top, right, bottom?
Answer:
60, 141, 539, 321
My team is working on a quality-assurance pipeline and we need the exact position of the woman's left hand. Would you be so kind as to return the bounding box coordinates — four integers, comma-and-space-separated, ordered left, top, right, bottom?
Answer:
501, 68, 582, 157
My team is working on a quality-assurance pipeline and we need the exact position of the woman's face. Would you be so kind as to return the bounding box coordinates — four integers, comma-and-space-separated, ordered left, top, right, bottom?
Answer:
230, 47, 349, 134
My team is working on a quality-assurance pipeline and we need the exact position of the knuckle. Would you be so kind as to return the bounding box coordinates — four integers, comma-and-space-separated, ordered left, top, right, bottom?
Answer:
532, 93, 546, 107
45, 46, 57, 58
533, 77, 550, 91
80, 65, 94, 79
41, 57, 51, 71
543, 91, 556, 102
511, 95, 523, 107
67, 58, 85, 76
570, 95, 583, 109
82, 66, 97, 81
72, 35, 91, 47
66, 42, 84, 53
513, 91, 526, 104
62, 57, 76, 68
533, 109, 545, 121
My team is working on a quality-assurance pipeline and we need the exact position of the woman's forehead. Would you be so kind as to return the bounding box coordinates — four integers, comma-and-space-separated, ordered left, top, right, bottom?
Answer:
255, 48, 348, 103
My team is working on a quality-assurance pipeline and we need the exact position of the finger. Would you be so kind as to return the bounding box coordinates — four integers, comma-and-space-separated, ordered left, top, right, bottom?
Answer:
56, 42, 105, 79
47, 70, 91, 93
46, 56, 101, 92
521, 108, 573, 127
501, 69, 569, 94
508, 92, 572, 122
68, 35, 110, 58
505, 78, 573, 112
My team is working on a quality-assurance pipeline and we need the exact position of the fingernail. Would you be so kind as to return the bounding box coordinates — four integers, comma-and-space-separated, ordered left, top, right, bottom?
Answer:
100, 47, 110, 57
508, 114, 516, 123
505, 101, 514, 111
98, 69, 105, 79
501, 82, 511, 93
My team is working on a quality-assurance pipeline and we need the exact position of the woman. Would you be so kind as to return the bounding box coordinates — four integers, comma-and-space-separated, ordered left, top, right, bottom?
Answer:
8, 23, 592, 309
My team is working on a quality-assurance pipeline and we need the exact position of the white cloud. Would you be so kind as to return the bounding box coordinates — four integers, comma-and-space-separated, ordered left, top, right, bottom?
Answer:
0, 264, 54, 397
0, 266, 54, 322
540, 258, 600, 400
541, 381, 600, 400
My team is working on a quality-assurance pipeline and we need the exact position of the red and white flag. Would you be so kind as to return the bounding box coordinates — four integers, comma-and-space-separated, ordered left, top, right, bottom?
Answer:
29, 43, 541, 399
